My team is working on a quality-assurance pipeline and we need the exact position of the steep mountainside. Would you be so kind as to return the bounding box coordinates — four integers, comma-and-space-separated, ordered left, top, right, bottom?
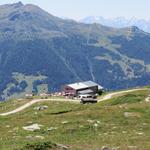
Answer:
0, 2, 150, 100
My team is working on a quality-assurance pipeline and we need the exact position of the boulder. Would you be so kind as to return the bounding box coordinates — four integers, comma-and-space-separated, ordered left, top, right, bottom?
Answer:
61, 121, 69, 124
101, 146, 111, 150
35, 135, 45, 140
47, 127, 58, 131
127, 146, 138, 150
124, 112, 140, 118
33, 105, 48, 111
112, 147, 120, 150
56, 143, 69, 150
23, 123, 43, 131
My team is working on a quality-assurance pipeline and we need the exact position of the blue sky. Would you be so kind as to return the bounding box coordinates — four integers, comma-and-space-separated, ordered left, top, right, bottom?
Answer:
0, 0, 150, 20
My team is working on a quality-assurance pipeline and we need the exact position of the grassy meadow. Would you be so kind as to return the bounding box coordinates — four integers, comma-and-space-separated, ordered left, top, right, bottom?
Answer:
0, 89, 150, 150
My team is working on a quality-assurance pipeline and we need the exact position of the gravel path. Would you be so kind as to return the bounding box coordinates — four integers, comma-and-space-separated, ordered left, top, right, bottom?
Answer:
98, 88, 147, 102
0, 88, 148, 116
0, 99, 79, 116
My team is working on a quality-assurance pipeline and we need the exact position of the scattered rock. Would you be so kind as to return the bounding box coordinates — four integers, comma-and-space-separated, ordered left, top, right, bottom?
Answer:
12, 133, 16, 136
119, 105, 123, 108
127, 146, 138, 150
12, 135, 20, 139
142, 123, 147, 126
87, 119, 101, 129
56, 143, 69, 150
23, 123, 43, 131
13, 127, 19, 131
87, 119, 95, 123
122, 131, 127, 134
27, 121, 33, 124
26, 135, 45, 140
34, 112, 38, 115
61, 121, 69, 124
87, 119, 101, 124
33, 105, 48, 111
101, 146, 111, 150
145, 96, 150, 102
124, 112, 140, 118
35, 135, 45, 140
26, 135, 33, 140
79, 125, 84, 128
136, 132, 144, 135
94, 123, 99, 127
113, 126, 117, 129
47, 127, 58, 131
17, 98, 23, 101
96, 120, 101, 124
112, 147, 120, 150
111, 131, 115, 134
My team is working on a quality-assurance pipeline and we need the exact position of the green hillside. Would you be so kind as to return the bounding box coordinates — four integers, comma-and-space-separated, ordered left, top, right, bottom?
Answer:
0, 89, 150, 150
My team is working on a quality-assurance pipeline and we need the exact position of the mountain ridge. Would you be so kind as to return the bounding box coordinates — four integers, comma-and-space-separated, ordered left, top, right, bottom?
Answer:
80, 16, 150, 33
0, 2, 150, 100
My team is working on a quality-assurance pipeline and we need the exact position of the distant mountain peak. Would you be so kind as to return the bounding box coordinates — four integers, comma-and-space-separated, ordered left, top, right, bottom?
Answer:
0, 1, 23, 8
131, 26, 140, 31
128, 26, 146, 34
16, 1, 23, 5
81, 16, 150, 33
10, 1, 24, 7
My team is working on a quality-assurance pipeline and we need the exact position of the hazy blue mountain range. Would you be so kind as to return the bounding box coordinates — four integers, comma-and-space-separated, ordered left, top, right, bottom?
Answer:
1, 2, 150, 100
81, 16, 150, 33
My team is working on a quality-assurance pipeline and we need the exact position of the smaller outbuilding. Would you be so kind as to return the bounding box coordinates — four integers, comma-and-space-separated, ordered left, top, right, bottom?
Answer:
62, 81, 103, 97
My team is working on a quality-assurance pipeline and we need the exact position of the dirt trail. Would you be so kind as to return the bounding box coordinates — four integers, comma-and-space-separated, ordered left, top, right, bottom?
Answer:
0, 88, 149, 116
0, 99, 79, 116
98, 88, 148, 102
